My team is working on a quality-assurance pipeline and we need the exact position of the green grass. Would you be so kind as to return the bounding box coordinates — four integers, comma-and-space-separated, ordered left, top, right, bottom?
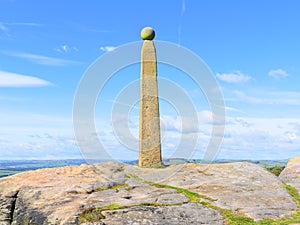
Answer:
96, 203, 125, 211
79, 203, 125, 224
201, 201, 255, 225
0, 169, 22, 178
79, 207, 105, 224
94, 187, 107, 192
94, 183, 128, 192
111, 183, 128, 190
79, 202, 175, 224
283, 182, 300, 206
257, 211, 300, 225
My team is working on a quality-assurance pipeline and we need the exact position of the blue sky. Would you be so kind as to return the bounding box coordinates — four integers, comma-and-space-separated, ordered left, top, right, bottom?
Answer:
1, 0, 300, 161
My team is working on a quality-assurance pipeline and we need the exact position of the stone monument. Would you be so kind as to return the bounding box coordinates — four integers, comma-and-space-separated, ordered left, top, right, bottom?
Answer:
139, 27, 163, 167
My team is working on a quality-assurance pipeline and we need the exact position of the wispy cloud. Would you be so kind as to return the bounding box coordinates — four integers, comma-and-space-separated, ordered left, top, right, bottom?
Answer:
55, 45, 79, 53
233, 90, 300, 105
2, 22, 42, 27
216, 71, 252, 83
224, 106, 244, 113
3, 51, 81, 66
233, 91, 264, 104
0, 96, 29, 101
268, 69, 288, 79
0, 23, 9, 37
0, 21, 42, 38
0, 70, 52, 87
100, 46, 117, 52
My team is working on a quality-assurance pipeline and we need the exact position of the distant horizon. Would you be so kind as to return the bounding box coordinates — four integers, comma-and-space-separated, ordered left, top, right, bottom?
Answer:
0, 157, 291, 162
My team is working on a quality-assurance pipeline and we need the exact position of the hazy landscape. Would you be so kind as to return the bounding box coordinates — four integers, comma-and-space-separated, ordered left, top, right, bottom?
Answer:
0, 158, 288, 178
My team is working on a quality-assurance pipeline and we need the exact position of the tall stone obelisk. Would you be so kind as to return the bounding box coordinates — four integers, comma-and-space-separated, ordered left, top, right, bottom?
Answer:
139, 27, 162, 167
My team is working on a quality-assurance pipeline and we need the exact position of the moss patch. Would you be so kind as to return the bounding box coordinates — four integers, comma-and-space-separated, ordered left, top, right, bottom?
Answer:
79, 202, 182, 224
201, 201, 255, 225
94, 183, 128, 192
97, 203, 125, 211
79, 207, 105, 224
257, 210, 300, 225
94, 186, 107, 192
111, 183, 128, 190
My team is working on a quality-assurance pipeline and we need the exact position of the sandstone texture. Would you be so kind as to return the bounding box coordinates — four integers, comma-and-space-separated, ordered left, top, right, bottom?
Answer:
280, 157, 300, 193
0, 161, 299, 225
139, 37, 162, 168
126, 162, 298, 220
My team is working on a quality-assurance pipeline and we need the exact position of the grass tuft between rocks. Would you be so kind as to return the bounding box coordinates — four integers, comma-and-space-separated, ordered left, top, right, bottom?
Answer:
94, 183, 128, 192
283, 182, 300, 206
128, 173, 213, 202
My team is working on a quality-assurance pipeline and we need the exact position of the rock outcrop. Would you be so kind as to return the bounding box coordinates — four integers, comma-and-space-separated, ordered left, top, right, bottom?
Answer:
280, 157, 300, 193
0, 161, 299, 225
125, 162, 298, 220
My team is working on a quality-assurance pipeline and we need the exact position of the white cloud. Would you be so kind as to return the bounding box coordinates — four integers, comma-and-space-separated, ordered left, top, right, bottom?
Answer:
268, 69, 288, 79
100, 46, 117, 52
217, 117, 300, 160
0, 70, 52, 87
3, 51, 81, 66
216, 71, 252, 83
2, 108, 300, 160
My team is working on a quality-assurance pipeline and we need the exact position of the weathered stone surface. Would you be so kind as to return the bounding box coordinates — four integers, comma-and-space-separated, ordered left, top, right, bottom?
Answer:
86, 182, 188, 208
280, 157, 300, 193
125, 162, 298, 220
139, 32, 162, 168
85, 203, 223, 225
0, 161, 299, 224
0, 191, 18, 225
0, 162, 126, 225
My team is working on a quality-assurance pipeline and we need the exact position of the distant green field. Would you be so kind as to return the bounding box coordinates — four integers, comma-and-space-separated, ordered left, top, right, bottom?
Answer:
0, 170, 23, 178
